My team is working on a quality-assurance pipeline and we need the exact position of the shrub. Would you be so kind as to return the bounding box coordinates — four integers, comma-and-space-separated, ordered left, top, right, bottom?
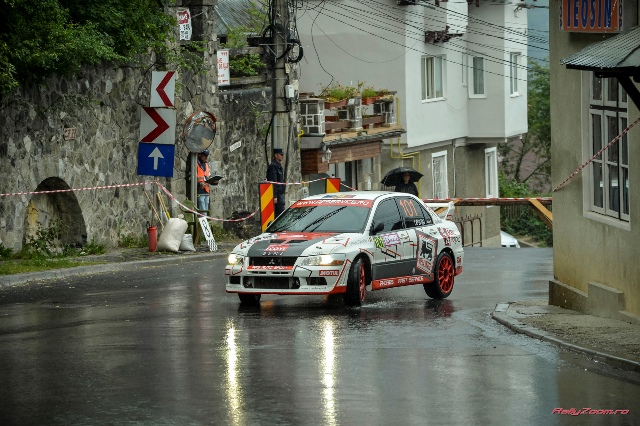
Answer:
0, 244, 13, 260
499, 172, 553, 247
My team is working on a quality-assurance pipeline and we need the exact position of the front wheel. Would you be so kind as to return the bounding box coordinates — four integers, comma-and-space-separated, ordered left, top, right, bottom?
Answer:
238, 293, 261, 305
344, 257, 367, 307
423, 252, 454, 299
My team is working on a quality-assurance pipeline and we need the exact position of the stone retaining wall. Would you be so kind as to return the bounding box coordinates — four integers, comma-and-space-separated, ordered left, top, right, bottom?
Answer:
0, 4, 293, 251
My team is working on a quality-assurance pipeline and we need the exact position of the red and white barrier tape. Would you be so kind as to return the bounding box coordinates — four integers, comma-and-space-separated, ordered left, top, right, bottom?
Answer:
0, 181, 258, 223
553, 115, 640, 192
153, 182, 258, 222
0, 182, 148, 197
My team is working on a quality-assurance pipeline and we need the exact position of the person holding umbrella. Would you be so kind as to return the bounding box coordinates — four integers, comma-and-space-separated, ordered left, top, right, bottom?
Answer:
381, 166, 422, 196
395, 171, 419, 196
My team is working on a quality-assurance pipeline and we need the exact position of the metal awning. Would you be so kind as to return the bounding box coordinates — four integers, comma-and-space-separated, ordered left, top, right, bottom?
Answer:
561, 26, 640, 71
561, 26, 640, 109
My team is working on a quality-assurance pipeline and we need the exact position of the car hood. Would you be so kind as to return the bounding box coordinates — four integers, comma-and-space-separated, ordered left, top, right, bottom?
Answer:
236, 231, 360, 257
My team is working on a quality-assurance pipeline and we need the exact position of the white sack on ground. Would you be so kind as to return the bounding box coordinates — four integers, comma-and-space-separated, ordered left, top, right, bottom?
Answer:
179, 234, 196, 252
157, 218, 188, 253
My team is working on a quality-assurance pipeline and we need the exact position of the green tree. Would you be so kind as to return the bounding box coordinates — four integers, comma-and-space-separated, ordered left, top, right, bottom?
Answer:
499, 61, 550, 191
220, 2, 267, 77
0, 0, 200, 96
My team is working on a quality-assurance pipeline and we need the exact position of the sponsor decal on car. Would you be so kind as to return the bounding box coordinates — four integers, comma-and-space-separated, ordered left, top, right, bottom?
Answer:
416, 231, 437, 274
265, 244, 288, 252
373, 233, 401, 248
438, 226, 457, 246
372, 274, 430, 290
319, 270, 340, 276
247, 265, 293, 270
348, 237, 370, 246
382, 233, 401, 246
322, 194, 356, 199
292, 199, 373, 208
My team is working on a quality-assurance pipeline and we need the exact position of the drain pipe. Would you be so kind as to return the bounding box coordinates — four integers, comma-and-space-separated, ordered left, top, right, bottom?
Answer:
389, 96, 422, 195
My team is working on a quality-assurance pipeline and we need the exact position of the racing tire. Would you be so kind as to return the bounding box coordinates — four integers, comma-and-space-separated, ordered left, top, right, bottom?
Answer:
423, 252, 454, 299
344, 257, 367, 307
238, 293, 261, 305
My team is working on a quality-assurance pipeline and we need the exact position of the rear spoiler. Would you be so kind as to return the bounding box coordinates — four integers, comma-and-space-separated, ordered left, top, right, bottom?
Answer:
424, 201, 455, 221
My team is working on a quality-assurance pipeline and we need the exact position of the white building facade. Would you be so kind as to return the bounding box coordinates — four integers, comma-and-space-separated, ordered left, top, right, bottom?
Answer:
296, 0, 527, 245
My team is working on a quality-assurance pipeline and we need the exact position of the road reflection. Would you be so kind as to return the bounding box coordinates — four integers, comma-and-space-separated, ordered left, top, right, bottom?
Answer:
321, 320, 337, 426
224, 323, 243, 426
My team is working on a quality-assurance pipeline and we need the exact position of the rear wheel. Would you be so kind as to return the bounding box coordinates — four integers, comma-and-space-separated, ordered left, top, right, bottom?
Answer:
238, 293, 261, 305
423, 252, 454, 299
344, 257, 367, 307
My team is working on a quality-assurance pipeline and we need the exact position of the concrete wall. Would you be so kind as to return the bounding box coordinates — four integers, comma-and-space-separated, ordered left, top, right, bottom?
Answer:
549, 0, 640, 318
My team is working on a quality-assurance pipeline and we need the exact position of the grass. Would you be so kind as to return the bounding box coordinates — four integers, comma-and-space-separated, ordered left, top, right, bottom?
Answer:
0, 225, 241, 276
0, 258, 104, 275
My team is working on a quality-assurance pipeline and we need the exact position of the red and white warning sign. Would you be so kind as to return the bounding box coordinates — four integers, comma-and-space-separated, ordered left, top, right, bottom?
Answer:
217, 50, 230, 86
140, 107, 176, 145
150, 71, 176, 107
177, 8, 192, 41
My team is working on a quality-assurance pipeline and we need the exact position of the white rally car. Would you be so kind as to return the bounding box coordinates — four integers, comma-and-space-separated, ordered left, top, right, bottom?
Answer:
225, 191, 463, 306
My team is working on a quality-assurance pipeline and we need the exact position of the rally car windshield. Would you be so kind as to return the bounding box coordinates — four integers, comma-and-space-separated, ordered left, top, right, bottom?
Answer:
267, 206, 370, 233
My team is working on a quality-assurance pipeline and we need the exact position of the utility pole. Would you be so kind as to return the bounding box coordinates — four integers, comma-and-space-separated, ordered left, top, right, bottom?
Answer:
271, 0, 292, 159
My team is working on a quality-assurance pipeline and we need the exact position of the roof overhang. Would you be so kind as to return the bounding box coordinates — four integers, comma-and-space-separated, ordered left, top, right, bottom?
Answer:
561, 26, 640, 108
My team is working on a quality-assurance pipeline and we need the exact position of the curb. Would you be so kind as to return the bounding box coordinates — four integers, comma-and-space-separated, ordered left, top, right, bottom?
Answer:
0, 251, 228, 288
492, 303, 640, 373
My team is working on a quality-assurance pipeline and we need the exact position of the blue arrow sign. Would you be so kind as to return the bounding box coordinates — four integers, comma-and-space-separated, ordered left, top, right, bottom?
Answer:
137, 143, 175, 177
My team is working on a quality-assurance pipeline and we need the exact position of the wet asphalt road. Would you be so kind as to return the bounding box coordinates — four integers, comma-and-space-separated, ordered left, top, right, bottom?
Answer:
0, 248, 638, 425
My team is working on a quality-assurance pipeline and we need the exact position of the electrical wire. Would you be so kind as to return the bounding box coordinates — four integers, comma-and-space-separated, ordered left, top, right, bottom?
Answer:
308, 4, 538, 80
321, 0, 548, 69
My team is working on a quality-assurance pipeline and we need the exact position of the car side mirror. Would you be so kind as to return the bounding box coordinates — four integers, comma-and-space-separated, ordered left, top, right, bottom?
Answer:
371, 222, 384, 235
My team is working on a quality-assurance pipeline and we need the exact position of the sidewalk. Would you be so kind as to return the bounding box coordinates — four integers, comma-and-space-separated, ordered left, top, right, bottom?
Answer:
0, 243, 234, 288
1, 246, 639, 373
493, 299, 640, 373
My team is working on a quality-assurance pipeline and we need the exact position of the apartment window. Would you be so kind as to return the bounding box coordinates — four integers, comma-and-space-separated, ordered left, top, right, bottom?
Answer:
432, 151, 448, 199
588, 74, 629, 221
510, 53, 520, 95
471, 56, 485, 96
421, 55, 444, 100
485, 147, 498, 197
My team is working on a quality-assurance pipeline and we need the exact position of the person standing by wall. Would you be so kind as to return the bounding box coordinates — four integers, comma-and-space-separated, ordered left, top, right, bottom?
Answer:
196, 149, 211, 211
266, 148, 286, 218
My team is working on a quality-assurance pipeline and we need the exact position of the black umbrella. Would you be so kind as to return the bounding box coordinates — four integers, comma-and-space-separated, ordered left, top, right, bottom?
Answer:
381, 167, 423, 187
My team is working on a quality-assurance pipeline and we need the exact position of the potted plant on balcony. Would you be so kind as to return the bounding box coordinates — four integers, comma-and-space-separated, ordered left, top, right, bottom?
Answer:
361, 86, 379, 105
320, 82, 359, 109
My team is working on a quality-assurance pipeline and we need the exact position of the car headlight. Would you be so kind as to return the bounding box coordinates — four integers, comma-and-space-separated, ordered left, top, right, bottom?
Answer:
301, 254, 345, 266
227, 253, 244, 265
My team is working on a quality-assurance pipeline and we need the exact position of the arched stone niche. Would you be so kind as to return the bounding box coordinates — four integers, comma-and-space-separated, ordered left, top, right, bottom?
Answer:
23, 177, 87, 248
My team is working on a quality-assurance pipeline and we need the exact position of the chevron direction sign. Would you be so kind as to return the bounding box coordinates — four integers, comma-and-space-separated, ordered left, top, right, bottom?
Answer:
137, 143, 175, 177
150, 71, 176, 107
140, 107, 176, 145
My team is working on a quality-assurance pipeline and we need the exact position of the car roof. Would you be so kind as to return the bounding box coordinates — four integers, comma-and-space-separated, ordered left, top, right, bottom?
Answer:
301, 191, 401, 202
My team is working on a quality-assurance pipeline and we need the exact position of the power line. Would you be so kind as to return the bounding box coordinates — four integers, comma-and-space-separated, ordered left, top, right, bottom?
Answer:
314, 2, 540, 76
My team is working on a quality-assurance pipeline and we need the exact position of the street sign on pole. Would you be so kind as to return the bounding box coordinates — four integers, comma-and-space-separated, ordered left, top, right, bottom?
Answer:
217, 50, 230, 86
137, 143, 175, 177
140, 107, 176, 144
150, 71, 176, 107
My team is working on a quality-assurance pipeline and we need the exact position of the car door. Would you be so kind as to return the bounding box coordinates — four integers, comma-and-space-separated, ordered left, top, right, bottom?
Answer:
370, 198, 412, 280
396, 197, 436, 278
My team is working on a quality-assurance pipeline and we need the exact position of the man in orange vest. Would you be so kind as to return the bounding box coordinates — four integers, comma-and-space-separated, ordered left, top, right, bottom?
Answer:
196, 149, 211, 211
